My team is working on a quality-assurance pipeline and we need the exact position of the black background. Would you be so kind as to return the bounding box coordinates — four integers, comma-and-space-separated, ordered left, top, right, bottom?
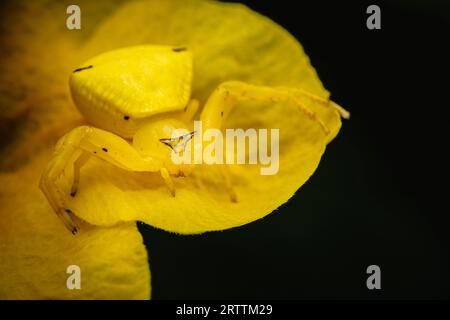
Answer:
139, 0, 450, 299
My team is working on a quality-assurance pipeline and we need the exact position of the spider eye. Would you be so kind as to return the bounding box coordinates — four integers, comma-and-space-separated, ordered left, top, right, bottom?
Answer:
159, 131, 195, 153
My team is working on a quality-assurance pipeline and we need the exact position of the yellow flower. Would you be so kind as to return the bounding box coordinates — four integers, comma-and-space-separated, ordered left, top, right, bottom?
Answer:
0, 0, 150, 300
63, 0, 345, 234
0, 0, 346, 298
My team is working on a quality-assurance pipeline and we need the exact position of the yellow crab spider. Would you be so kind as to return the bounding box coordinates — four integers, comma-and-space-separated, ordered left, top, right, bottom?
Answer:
39, 45, 349, 234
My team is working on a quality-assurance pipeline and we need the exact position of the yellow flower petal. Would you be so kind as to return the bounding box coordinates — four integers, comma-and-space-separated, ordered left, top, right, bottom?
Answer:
0, 0, 150, 299
59, 0, 346, 234
0, 150, 150, 299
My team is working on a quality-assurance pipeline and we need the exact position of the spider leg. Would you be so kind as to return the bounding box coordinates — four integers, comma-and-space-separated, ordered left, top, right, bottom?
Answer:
160, 167, 176, 197
199, 80, 349, 203
180, 98, 199, 122
279, 87, 350, 119
200, 80, 349, 134
40, 145, 81, 235
40, 125, 161, 234
70, 151, 91, 197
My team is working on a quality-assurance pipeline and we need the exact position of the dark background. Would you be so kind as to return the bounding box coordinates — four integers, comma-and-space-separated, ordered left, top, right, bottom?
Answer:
139, 0, 450, 299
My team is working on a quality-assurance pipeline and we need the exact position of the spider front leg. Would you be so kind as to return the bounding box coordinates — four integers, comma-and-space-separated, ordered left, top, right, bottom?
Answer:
199, 81, 349, 202
40, 144, 85, 234
160, 167, 176, 196
201, 80, 348, 133
40, 126, 166, 234
70, 151, 91, 197
180, 98, 200, 122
